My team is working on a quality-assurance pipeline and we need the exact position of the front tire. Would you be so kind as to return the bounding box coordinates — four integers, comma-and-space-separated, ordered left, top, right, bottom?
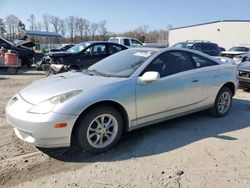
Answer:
209, 87, 232, 117
75, 106, 123, 153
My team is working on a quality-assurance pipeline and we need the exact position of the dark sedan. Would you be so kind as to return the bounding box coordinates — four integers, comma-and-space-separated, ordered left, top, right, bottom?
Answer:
36, 41, 128, 70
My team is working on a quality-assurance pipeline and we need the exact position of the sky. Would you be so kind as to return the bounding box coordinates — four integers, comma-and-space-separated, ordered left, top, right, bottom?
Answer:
0, 0, 250, 33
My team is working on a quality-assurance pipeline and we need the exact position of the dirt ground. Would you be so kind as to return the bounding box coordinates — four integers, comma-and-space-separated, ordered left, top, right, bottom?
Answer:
0, 71, 250, 188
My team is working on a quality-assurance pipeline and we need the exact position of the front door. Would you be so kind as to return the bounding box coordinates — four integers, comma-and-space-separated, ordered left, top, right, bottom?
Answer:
136, 51, 204, 124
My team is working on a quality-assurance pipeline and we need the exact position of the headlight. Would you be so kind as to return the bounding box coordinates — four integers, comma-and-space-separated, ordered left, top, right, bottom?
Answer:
28, 90, 82, 114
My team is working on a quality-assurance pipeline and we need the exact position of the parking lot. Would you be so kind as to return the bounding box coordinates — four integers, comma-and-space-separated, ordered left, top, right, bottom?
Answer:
0, 71, 250, 188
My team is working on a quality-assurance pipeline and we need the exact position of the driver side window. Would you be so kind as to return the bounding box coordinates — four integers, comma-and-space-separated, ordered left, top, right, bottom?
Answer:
143, 51, 194, 78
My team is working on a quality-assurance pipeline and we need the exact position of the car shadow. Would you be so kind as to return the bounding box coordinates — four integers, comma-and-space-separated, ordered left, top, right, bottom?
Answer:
39, 98, 250, 163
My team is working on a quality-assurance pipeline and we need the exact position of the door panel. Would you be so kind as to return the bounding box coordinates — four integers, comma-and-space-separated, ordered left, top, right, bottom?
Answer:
136, 69, 203, 123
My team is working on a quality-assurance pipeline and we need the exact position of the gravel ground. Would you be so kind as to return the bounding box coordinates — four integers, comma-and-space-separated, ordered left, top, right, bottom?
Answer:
0, 72, 250, 188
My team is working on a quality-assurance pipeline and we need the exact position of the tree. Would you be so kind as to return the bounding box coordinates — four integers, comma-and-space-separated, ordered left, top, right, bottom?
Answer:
66, 16, 76, 42
75, 17, 87, 39
42, 14, 50, 32
0, 18, 6, 37
36, 21, 43, 31
5, 15, 20, 40
60, 19, 66, 37
50, 16, 61, 33
98, 20, 108, 40
27, 14, 36, 31
90, 22, 99, 40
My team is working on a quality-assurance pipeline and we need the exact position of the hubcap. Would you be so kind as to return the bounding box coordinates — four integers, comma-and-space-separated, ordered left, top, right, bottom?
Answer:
218, 91, 231, 114
87, 114, 118, 148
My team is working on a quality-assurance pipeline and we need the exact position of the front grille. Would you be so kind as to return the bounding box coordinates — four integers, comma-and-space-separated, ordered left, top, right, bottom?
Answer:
238, 71, 250, 78
222, 54, 235, 58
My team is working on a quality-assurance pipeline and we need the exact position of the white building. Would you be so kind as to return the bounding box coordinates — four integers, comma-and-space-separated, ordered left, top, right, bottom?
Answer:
169, 20, 250, 50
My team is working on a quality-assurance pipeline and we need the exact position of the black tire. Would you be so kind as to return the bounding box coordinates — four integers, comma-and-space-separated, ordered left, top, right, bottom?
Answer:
74, 106, 123, 153
7, 67, 18, 75
209, 87, 232, 117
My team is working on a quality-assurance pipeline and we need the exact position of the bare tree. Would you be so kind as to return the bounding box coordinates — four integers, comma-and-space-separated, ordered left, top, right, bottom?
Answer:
5, 15, 20, 40
36, 21, 43, 31
90, 22, 99, 40
66, 16, 76, 42
84, 19, 91, 37
42, 14, 50, 32
0, 18, 6, 37
50, 16, 62, 33
98, 20, 108, 40
75, 17, 87, 40
27, 14, 36, 31
60, 19, 66, 37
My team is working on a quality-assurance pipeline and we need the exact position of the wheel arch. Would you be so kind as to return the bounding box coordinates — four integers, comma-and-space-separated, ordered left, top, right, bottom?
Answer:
70, 100, 129, 145
221, 82, 236, 96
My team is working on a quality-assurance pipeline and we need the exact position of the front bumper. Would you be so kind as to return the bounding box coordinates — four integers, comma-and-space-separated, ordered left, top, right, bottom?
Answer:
5, 94, 78, 148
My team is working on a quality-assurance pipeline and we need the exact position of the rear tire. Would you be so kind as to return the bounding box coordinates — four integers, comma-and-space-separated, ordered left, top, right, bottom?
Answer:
74, 106, 123, 153
209, 87, 232, 117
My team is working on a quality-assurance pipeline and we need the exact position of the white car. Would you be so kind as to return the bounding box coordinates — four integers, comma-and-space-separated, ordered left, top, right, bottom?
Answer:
5, 47, 238, 153
221, 45, 250, 59
108, 37, 143, 47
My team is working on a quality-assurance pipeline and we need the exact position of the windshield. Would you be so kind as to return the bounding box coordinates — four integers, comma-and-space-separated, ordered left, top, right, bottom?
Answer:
172, 42, 193, 49
88, 49, 156, 77
229, 46, 250, 52
108, 38, 119, 44
67, 42, 90, 53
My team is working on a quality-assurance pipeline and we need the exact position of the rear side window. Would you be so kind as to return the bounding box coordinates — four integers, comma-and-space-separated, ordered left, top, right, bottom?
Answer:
123, 39, 130, 46
191, 54, 218, 68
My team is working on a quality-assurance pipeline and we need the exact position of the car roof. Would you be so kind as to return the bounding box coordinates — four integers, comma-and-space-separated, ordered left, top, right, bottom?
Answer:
77, 41, 128, 48
234, 45, 250, 48
109, 37, 139, 40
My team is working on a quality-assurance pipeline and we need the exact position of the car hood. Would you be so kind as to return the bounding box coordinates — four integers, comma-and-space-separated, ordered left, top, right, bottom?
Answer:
45, 51, 73, 58
13, 40, 35, 47
238, 61, 250, 72
221, 51, 246, 55
19, 72, 122, 104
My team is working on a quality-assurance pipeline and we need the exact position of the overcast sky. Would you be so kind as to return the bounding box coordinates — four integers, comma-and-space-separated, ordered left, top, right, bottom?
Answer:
0, 0, 250, 32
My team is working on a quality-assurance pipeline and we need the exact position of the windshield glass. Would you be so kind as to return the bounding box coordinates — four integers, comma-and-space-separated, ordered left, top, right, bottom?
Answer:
172, 42, 193, 48
108, 38, 119, 44
67, 42, 90, 53
229, 46, 250, 52
88, 49, 156, 77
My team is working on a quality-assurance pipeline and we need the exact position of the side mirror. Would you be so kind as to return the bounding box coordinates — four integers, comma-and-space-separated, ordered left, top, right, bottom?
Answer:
139, 71, 160, 83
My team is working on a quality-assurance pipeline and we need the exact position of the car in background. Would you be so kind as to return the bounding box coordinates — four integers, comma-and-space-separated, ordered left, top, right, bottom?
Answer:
6, 47, 237, 153
221, 45, 250, 59
172, 40, 221, 56
0, 37, 35, 67
238, 61, 250, 90
36, 41, 128, 70
108, 37, 143, 47
49, 44, 75, 52
230, 51, 250, 65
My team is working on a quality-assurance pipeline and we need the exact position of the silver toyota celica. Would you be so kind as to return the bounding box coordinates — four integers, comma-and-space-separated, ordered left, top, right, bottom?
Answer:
5, 47, 238, 153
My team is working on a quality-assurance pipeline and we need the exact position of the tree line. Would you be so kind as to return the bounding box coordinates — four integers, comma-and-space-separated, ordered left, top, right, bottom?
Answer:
0, 14, 170, 44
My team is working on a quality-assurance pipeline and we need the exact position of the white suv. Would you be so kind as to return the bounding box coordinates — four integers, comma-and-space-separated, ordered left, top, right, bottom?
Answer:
108, 37, 143, 47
